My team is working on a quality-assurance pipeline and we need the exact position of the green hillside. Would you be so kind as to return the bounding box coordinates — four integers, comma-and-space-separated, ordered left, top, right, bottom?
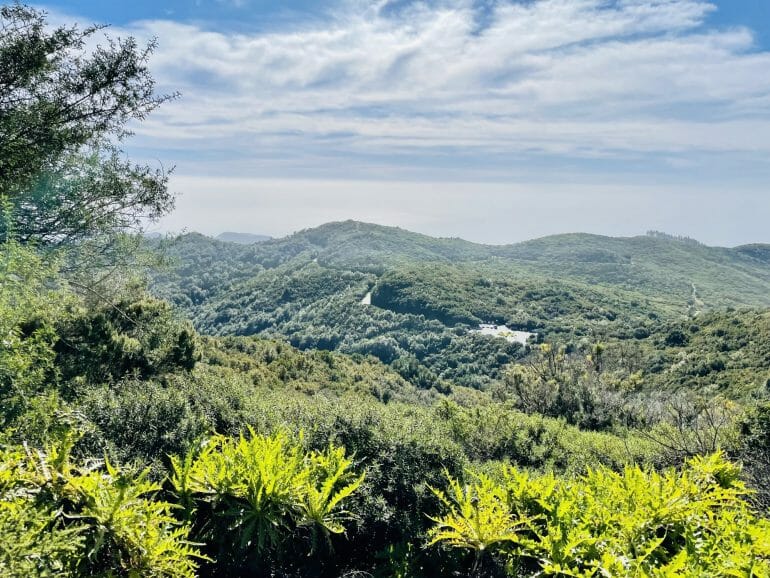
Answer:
150, 221, 770, 392
155, 221, 770, 312
498, 232, 770, 310
215, 232, 271, 244
8, 231, 770, 576
6, 7, 770, 576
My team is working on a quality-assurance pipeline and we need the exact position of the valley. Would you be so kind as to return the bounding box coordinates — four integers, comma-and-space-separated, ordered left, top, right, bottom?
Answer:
151, 221, 770, 396
4, 2, 770, 573
5, 219, 770, 577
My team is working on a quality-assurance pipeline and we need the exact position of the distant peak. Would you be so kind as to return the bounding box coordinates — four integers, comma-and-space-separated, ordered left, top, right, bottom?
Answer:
216, 232, 271, 244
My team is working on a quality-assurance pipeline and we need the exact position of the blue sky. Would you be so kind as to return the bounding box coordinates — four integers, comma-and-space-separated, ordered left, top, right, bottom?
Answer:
39, 0, 770, 44
38, 1, 770, 244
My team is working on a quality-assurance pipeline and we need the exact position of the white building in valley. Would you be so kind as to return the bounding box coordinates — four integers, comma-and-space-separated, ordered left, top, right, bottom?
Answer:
471, 324, 535, 345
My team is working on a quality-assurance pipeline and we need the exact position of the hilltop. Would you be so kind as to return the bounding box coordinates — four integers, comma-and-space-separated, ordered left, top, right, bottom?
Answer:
215, 231, 271, 244
155, 220, 770, 310
6, 3, 770, 574
150, 221, 770, 393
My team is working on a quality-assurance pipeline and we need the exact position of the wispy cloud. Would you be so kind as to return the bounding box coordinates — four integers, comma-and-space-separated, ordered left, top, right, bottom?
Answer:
114, 0, 770, 173
46, 0, 769, 242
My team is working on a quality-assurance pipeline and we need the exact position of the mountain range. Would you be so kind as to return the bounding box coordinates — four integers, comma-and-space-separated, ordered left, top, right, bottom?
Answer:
149, 221, 770, 393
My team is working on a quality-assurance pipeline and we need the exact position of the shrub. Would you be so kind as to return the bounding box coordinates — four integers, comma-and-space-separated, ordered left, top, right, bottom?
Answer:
429, 453, 770, 576
55, 297, 199, 388
170, 428, 364, 574
0, 239, 72, 435
0, 434, 202, 577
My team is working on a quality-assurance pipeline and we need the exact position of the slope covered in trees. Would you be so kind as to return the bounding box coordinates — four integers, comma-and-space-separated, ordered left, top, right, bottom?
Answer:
4, 4, 770, 577
150, 222, 770, 393
153, 221, 770, 325
5, 232, 770, 575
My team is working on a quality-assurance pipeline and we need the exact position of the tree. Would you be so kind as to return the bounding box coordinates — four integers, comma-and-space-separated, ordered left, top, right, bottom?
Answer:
0, 3, 176, 246
0, 236, 71, 436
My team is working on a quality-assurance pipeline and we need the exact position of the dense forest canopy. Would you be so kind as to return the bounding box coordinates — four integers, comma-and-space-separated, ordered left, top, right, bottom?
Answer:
150, 224, 770, 394
2, 4, 770, 577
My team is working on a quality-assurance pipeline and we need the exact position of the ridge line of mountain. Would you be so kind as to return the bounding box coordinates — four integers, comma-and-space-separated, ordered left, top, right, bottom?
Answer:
177, 220, 769, 251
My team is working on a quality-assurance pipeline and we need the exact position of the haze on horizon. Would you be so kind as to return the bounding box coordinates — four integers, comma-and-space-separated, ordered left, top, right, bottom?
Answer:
42, 0, 770, 246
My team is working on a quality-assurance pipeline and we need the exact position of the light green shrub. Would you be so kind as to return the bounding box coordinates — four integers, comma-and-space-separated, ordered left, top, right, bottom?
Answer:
429, 452, 770, 576
170, 428, 364, 568
0, 436, 202, 577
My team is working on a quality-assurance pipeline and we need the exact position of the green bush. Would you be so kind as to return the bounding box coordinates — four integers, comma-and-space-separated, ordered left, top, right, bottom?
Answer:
170, 428, 364, 575
0, 435, 202, 577
55, 297, 199, 388
0, 239, 72, 437
429, 453, 770, 576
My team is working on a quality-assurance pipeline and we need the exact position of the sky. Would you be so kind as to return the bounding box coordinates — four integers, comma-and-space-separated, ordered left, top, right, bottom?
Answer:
38, 0, 770, 246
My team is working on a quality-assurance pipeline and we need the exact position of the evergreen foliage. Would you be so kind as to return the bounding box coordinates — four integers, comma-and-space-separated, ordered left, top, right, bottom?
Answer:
0, 238, 71, 438
429, 453, 770, 576
2, 5, 770, 576
0, 3, 175, 267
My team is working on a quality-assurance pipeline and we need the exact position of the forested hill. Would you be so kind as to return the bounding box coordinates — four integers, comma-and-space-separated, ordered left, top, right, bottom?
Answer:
7, 5, 770, 575
155, 220, 770, 310
175, 221, 770, 279
215, 232, 271, 244
149, 221, 770, 392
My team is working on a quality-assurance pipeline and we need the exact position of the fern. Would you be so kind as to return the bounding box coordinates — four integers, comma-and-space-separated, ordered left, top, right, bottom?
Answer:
0, 438, 203, 577
170, 428, 364, 562
429, 453, 770, 576
301, 444, 365, 549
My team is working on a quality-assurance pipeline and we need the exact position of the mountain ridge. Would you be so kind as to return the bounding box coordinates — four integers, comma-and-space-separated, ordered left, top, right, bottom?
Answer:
150, 220, 770, 391
216, 231, 271, 244
255, 220, 770, 251
153, 220, 770, 335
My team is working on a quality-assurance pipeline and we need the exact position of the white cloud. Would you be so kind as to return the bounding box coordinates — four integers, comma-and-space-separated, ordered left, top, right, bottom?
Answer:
43, 0, 769, 242
113, 0, 770, 169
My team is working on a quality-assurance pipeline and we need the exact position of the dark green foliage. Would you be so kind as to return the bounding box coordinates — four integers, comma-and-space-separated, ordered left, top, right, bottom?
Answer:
153, 223, 770, 327
0, 4, 174, 246
77, 379, 208, 472
4, 228, 770, 576
54, 297, 199, 387
3, 13, 770, 569
0, 239, 71, 436
641, 309, 770, 396
149, 222, 770, 395
371, 264, 641, 331
665, 329, 689, 346
738, 402, 770, 509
